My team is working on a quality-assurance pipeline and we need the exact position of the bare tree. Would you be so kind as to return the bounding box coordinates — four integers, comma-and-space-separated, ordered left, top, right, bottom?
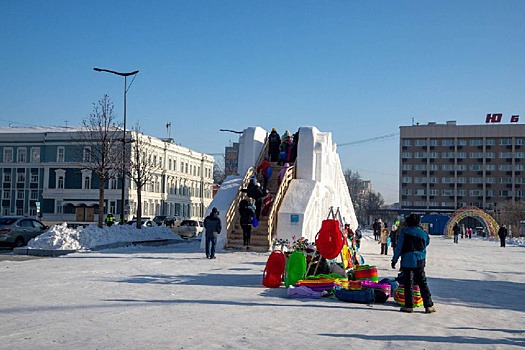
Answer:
213, 156, 226, 185
77, 95, 123, 228
128, 124, 163, 228
344, 169, 385, 224
497, 200, 525, 237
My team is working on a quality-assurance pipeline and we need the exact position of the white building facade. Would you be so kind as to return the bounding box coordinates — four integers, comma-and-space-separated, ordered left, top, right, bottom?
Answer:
0, 127, 214, 224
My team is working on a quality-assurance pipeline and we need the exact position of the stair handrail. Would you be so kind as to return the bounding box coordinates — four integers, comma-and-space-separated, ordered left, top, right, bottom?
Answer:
267, 162, 296, 240
225, 166, 256, 239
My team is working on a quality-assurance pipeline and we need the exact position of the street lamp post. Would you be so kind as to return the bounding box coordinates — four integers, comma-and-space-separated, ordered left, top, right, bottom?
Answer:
93, 68, 139, 224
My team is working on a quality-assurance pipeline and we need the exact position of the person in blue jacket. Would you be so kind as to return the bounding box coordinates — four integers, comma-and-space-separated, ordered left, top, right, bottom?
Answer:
391, 213, 436, 314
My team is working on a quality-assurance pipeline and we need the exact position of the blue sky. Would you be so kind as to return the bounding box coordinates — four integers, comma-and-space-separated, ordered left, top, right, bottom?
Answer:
1, 1, 524, 203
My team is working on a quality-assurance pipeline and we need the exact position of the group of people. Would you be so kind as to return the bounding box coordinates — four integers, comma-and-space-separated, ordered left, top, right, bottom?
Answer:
452, 223, 473, 243
268, 128, 299, 165
372, 218, 399, 256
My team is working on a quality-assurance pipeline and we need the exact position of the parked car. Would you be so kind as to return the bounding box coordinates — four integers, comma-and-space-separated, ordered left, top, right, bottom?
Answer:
127, 218, 157, 227
0, 216, 49, 247
174, 220, 204, 238
152, 215, 178, 227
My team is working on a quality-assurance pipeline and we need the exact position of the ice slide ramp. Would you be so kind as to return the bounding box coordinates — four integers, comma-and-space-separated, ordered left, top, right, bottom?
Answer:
201, 126, 358, 252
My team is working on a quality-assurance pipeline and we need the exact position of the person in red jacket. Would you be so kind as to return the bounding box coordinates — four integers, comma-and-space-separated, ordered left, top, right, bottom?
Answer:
257, 158, 271, 190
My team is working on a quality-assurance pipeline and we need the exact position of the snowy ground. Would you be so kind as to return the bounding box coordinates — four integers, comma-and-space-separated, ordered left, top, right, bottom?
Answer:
1, 229, 524, 350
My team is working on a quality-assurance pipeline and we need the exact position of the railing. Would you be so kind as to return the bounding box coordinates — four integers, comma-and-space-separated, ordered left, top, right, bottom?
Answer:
225, 166, 256, 238
225, 135, 270, 237
267, 162, 296, 240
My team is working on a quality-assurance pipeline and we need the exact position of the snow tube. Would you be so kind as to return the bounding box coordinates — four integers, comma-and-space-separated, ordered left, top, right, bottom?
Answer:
262, 250, 286, 288
394, 285, 424, 307
284, 251, 307, 287
353, 265, 379, 283
361, 280, 391, 299
334, 288, 375, 304
315, 219, 344, 260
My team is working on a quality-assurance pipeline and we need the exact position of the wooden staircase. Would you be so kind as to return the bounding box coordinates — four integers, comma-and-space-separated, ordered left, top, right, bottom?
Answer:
226, 162, 285, 252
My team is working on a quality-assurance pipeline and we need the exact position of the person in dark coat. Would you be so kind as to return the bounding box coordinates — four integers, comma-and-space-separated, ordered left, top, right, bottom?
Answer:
268, 128, 281, 162
290, 129, 299, 162
239, 198, 256, 247
391, 213, 436, 314
453, 222, 460, 244
204, 207, 222, 259
498, 225, 508, 247
241, 182, 267, 220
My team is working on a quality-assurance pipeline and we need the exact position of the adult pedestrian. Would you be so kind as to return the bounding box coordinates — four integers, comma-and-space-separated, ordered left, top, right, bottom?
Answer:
268, 128, 281, 162
355, 226, 362, 249
390, 221, 399, 254
204, 207, 222, 259
256, 157, 271, 191
373, 219, 381, 241
379, 226, 389, 255
239, 198, 255, 248
391, 213, 436, 314
453, 222, 460, 244
105, 213, 115, 227
498, 225, 508, 247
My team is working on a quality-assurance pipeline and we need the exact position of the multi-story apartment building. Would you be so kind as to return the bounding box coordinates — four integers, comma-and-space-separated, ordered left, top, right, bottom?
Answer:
0, 127, 214, 224
224, 142, 239, 176
399, 121, 525, 211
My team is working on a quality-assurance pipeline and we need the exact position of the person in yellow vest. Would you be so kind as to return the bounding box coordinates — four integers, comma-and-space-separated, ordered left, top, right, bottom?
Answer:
105, 213, 115, 227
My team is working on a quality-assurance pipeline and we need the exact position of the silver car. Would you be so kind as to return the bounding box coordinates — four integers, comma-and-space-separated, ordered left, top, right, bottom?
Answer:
0, 216, 49, 247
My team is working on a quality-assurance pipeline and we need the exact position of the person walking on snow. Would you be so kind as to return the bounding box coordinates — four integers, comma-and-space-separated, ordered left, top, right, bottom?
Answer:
379, 226, 389, 255
204, 207, 222, 259
498, 225, 508, 247
256, 157, 271, 190
391, 213, 436, 314
453, 222, 460, 244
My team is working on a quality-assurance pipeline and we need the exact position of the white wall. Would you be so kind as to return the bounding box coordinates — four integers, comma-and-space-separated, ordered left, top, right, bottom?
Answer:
276, 126, 358, 242
200, 175, 244, 251
237, 126, 267, 176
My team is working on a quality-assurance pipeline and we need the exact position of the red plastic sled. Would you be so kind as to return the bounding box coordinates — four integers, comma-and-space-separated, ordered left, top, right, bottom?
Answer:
315, 219, 344, 260
262, 250, 286, 288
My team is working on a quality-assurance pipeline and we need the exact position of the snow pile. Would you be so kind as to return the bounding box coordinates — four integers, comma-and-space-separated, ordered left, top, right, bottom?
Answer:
28, 223, 183, 250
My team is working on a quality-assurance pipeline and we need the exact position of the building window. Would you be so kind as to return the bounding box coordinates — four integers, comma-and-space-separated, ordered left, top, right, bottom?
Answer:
17, 172, 25, 183
486, 165, 495, 171
442, 164, 454, 171
110, 178, 117, 190
414, 189, 426, 195
30, 190, 39, 200
429, 189, 439, 196
414, 152, 427, 158
30, 148, 40, 163
17, 190, 24, 200
17, 148, 27, 162
499, 138, 512, 146
429, 140, 438, 146
486, 152, 495, 159
3, 148, 13, 163
469, 164, 483, 171
442, 189, 454, 196
441, 152, 455, 158
82, 169, 91, 190
499, 165, 512, 171
470, 139, 483, 146
457, 152, 467, 159
402, 176, 413, 183
16, 207, 23, 215
516, 139, 525, 145
30, 173, 39, 183
414, 177, 427, 183
56, 200, 63, 214
3, 173, 11, 183
486, 139, 495, 146
442, 177, 455, 184
469, 152, 483, 158
469, 177, 484, 184
109, 201, 116, 215
415, 139, 427, 146
442, 139, 454, 146
83, 147, 92, 162
499, 152, 513, 158
470, 190, 483, 196
458, 139, 467, 146
516, 164, 525, 171
58, 176, 64, 189
3, 191, 10, 199
57, 147, 65, 162
401, 164, 412, 171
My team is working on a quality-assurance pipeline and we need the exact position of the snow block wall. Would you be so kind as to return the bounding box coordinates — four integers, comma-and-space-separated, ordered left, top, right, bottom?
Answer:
200, 175, 244, 251
276, 126, 358, 243
237, 126, 267, 176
